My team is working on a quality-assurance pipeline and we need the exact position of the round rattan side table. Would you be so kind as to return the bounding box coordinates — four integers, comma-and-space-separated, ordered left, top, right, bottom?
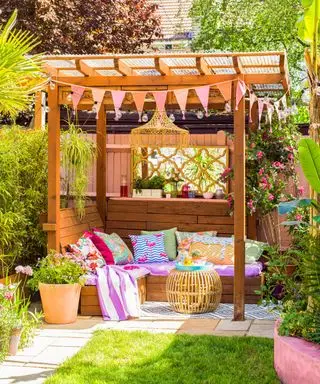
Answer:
166, 269, 222, 314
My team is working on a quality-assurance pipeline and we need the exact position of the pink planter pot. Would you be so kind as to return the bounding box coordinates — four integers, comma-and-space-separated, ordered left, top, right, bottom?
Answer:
274, 321, 320, 384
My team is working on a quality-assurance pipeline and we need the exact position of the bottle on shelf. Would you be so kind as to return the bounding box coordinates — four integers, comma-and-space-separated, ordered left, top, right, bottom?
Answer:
120, 175, 128, 197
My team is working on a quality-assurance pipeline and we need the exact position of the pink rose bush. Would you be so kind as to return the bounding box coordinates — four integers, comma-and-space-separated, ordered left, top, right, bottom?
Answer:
220, 119, 299, 216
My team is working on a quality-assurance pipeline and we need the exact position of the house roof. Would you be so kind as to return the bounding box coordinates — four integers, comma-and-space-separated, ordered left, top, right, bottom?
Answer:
151, 0, 194, 40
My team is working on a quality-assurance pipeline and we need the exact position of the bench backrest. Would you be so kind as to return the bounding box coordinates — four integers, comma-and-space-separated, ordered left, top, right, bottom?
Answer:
60, 205, 104, 250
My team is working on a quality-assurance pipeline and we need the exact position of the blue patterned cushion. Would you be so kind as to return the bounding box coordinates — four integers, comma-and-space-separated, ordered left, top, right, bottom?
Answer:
129, 233, 168, 263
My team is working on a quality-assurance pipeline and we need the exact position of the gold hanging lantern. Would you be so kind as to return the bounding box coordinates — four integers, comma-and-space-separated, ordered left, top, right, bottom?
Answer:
130, 110, 190, 148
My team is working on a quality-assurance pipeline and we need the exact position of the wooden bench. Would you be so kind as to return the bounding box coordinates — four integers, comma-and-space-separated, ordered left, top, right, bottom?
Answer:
59, 205, 262, 316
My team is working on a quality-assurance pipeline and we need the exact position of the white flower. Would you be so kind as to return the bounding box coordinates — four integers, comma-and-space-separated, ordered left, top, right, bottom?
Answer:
24, 266, 33, 276
15, 265, 25, 274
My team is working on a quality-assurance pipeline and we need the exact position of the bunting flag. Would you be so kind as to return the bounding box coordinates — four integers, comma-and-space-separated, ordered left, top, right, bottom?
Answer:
274, 101, 281, 121
281, 95, 287, 110
249, 91, 258, 123
71, 85, 85, 110
153, 91, 167, 113
216, 82, 232, 102
195, 85, 210, 117
91, 88, 106, 118
235, 80, 246, 110
173, 89, 189, 119
267, 103, 275, 128
258, 99, 265, 129
111, 90, 126, 120
132, 92, 147, 122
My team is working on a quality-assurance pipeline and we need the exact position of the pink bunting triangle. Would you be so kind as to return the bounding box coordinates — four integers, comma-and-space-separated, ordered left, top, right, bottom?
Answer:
153, 91, 167, 113
91, 88, 106, 118
174, 89, 189, 120
258, 99, 265, 129
71, 85, 85, 111
235, 80, 246, 110
132, 92, 147, 122
195, 85, 210, 117
249, 91, 258, 123
111, 90, 126, 120
216, 82, 232, 102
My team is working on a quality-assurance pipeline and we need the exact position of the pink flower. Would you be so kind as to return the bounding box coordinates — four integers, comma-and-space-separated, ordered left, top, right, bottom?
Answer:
247, 199, 256, 213
272, 161, 285, 170
288, 153, 294, 161
24, 266, 33, 276
15, 265, 25, 274
4, 291, 13, 300
297, 186, 305, 196
256, 151, 264, 160
227, 195, 233, 208
268, 194, 275, 201
258, 168, 264, 176
295, 214, 303, 221
286, 146, 294, 152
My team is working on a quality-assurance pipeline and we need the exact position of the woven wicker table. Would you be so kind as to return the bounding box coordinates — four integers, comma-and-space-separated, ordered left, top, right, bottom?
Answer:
166, 268, 222, 314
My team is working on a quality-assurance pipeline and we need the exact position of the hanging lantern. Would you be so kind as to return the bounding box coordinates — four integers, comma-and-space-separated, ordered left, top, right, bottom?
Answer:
130, 110, 190, 148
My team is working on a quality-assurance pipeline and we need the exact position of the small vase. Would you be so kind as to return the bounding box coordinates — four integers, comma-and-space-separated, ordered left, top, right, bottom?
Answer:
215, 188, 224, 199
8, 328, 22, 356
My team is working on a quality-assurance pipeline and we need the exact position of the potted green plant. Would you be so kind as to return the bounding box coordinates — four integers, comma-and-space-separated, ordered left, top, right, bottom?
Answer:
28, 251, 86, 324
0, 279, 41, 360
132, 175, 165, 198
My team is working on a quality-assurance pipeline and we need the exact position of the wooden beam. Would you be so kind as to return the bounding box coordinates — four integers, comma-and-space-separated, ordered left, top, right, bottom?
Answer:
196, 57, 212, 75
279, 53, 290, 92
233, 79, 246, 321
96, 107, 107, 224
154, 58, 172, 75
46, 84, 61, 251
54, 73, 284, 87
114, 58, 133, 76
34, 91, 44, 129
232, 56, 243, 74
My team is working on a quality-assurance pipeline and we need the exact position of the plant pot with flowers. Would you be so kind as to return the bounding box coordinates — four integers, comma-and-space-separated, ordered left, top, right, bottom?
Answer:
28, 251, 86, 324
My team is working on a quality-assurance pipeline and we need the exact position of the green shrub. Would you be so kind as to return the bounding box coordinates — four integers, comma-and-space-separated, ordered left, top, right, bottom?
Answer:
0, 127, 48, 273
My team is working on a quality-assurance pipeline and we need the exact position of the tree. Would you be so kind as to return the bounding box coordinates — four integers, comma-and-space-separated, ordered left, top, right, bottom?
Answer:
190, 0, 303, 85
0, 0, 161, 54
0, 10, 43, 117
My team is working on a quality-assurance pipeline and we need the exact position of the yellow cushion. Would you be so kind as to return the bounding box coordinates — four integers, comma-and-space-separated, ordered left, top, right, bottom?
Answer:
189, 242, 234, 265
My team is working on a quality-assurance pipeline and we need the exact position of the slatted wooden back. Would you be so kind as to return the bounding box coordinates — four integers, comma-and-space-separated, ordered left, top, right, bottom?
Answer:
60, 205, 104, 250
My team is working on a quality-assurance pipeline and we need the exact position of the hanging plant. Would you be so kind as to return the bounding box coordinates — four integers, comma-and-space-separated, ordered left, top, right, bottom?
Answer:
61, 117, 96, 218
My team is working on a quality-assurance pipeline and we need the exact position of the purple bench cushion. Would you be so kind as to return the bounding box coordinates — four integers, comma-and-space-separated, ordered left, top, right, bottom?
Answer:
85, 262, 262, 286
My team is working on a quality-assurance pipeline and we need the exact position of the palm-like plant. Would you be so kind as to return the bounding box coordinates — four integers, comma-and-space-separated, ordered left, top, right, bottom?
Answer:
0, 9, 43, 117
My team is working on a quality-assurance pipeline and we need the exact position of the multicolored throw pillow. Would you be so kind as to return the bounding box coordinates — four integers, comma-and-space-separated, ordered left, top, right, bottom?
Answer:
189, 237, 234, 265
83, 231, 114, 265
93, 230, 133, 265
176, 231, 218, 255
68, 237, 106, 272
129, 233, 168, 264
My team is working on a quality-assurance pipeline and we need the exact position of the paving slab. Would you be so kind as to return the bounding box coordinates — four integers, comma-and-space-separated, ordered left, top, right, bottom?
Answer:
215, 319, 252, 331
247, 324, 274, 339
178, 319, 220, 332
0, 365, 53, 384
29, 346, 81, 366
212, 330, 247, 337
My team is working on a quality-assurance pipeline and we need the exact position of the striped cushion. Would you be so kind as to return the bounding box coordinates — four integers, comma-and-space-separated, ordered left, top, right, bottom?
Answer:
129, 233, 168, 264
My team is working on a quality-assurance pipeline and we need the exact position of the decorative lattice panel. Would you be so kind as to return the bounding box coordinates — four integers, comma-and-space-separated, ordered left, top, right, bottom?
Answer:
131, 146, 228, 194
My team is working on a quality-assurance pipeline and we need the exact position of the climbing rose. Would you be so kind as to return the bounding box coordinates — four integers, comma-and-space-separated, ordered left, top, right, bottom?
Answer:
272, 161, 285, 170
295, 214, 303, 221
256, 151, 264, 159
297, 186, 305, 196
247, 199, 256, 213
258, 168, 264, 176
268, 194, 275, 201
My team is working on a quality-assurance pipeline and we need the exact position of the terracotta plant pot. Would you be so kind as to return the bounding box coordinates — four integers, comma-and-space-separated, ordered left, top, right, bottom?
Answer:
8, 328, 22, 356
39, 283, 81, 324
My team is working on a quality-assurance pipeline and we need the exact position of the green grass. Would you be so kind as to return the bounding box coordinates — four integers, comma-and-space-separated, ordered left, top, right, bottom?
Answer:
45, 331, 279, 384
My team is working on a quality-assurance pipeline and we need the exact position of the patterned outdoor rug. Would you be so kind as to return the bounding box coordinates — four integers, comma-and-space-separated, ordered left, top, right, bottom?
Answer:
140, 302, 280, 320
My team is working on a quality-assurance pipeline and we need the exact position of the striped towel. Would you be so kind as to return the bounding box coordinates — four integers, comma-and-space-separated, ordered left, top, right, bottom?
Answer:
96, 266, 140, 321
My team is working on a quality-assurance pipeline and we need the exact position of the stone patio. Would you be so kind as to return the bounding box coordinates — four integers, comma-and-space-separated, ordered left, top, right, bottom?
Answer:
0, 315, 275, 384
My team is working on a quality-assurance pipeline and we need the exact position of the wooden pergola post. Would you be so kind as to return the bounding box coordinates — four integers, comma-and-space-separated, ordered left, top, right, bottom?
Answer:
96, 107, 107, 225
233, 80, 246, 321
46, 84, 60, 251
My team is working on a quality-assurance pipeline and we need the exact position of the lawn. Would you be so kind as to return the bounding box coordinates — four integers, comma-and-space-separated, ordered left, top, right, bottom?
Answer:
45, 330, 279, 384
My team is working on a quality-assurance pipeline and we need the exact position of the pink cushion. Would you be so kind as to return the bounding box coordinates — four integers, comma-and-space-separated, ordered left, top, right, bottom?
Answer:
83, 231, 114, 265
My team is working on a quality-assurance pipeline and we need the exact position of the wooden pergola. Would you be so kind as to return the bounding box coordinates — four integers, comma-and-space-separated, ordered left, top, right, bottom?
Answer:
41, 51, 289, 321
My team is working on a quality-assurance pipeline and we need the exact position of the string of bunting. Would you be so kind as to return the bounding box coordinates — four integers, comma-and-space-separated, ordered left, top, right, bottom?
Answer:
49, 78, 291, 125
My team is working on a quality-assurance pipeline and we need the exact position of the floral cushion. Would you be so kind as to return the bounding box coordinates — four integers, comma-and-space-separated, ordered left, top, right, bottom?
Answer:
176, 231, 218, 256
129, 233, 168, 264
189, 237, 266, 265
68, 237, 106, 272
93, 230, 133, 265
83, 231, 114, 265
